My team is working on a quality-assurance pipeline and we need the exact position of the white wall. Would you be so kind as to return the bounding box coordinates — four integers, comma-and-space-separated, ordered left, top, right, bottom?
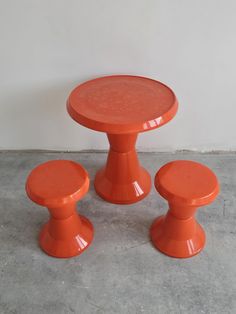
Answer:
0, 0, 235, 151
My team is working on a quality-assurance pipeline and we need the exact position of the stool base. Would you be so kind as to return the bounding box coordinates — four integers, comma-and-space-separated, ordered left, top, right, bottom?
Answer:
94, 166, 151, 204
39, 215, 94, 258
150, 215, 206, 258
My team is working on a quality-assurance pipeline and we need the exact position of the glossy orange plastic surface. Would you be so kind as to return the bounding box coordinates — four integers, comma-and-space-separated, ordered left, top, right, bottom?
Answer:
94, 133, 151, 204
67, 75, 178, 204
26, 160, 94, 258
150, 160, 219, 258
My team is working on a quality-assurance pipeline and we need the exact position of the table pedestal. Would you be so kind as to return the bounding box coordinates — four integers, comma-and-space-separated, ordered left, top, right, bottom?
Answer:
94, 133, 151, 204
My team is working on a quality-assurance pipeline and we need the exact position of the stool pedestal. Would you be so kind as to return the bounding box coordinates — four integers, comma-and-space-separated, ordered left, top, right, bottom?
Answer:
94, 133, 151, 204
40, 203, 93, 258
150, 203, 205, 258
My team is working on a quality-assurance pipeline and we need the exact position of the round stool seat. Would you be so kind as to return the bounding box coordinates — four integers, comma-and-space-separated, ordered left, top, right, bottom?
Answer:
26, 160, 89, 208
155, 160, 219, 207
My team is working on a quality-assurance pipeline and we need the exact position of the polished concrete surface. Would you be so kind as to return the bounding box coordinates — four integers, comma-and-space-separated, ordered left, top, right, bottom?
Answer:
0, 152, 235, 314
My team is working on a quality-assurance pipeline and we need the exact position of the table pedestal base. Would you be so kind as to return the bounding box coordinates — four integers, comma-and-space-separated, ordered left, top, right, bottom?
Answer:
94, 133, 151, 204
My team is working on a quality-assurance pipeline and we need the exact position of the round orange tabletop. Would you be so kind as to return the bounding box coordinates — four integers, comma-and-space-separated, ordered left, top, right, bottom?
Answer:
67, 75, 178, 134
67, 75, 178, 204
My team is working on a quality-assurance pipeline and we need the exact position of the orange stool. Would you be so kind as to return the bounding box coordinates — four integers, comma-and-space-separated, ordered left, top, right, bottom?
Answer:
150, 160, 219, 258
26, 160, 94, 258
67, 75, 178, 204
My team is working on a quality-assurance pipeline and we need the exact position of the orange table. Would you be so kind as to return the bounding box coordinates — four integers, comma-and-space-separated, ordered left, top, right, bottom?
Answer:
67, 75, 178, 204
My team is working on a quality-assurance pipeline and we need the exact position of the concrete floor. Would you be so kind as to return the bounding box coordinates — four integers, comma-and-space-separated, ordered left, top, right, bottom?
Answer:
0, 151, 235, 314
